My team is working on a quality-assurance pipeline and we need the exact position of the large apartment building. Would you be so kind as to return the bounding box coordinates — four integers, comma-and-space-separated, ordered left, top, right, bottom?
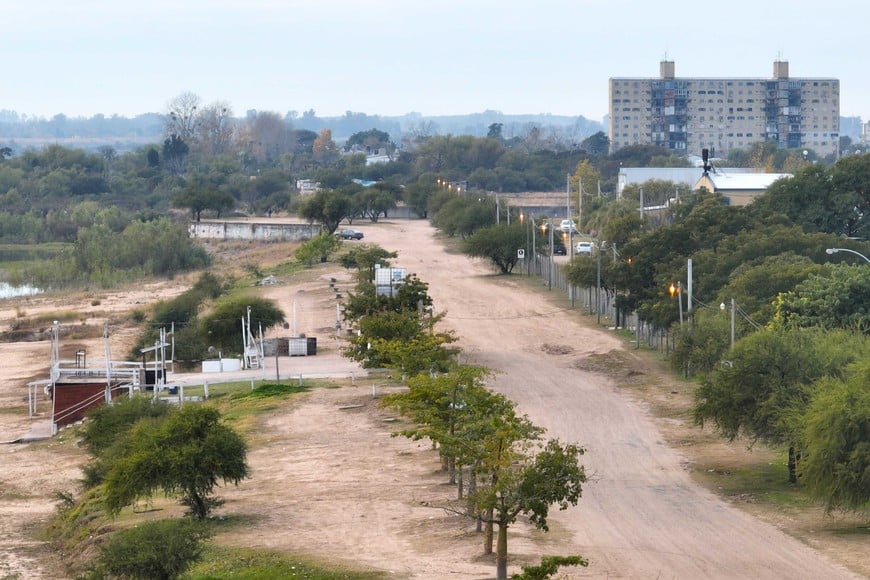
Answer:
609, 60, 839, 158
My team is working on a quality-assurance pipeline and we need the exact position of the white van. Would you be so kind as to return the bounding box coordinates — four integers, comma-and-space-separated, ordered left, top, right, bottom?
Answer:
560, 219, 577, 233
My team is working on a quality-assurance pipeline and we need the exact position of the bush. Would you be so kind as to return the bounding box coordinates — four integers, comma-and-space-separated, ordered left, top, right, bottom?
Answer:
95, 519, 212, 580
82, 395, 172, 456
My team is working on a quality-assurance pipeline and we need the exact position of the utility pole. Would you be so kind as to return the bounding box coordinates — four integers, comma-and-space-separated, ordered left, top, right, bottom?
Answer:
548, 218, 554, 290
730, 298, 735, 348
596, 242, 602, 324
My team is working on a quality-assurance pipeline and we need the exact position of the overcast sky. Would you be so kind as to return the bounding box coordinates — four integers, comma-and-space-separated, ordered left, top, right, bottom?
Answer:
5, 0, 868, 122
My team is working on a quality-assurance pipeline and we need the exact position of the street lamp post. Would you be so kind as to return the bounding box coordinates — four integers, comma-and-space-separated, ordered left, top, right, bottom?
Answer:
531, 219, 536, 277
826, 247, 870, 263
520, 212, 530, 276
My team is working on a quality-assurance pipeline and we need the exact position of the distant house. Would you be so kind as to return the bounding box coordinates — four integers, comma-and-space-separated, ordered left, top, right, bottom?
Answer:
365, 148, 393, 166
296, 179, 320, 195
693, 171, 792, 206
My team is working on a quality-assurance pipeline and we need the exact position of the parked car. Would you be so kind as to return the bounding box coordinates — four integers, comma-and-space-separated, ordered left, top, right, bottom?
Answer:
576, 241, 594, 254
336, 228, 364, 240
559, 219, 577, 233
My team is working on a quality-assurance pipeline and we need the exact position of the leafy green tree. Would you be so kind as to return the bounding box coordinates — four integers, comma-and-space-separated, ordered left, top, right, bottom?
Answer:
402, 181, 435, 219
298, 188, 352, 233
173, 183, 235, 221
773, 264, 870, 332
357, 185, 398, 222
477, 439, 586, 580
513, 555, 589, 580
800, 353, 870, 512
669, 310, 732, 377
433, 194, 497, 238
718, 253, 825, 325
462, 222, 526, 274
199, 295, 285, 355
370, 330, 459, 375
695, 328, 864, 482
82, 396, 172, 456
385, 366, 497, 480
346, 128, 391, 150
102, 405, 249, 519
830, 153, 870, 238
339, 244, 397, 283
295, 232, 341, 266
342, 310, 425, 368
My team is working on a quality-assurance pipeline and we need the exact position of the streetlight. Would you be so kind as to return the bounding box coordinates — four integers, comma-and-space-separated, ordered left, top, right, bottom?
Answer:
669, 281, 683, 328
826, 247, 870, 263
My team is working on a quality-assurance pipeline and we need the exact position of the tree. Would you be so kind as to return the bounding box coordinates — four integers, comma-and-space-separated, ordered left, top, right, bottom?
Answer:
694, 328, 864, 482
338, 244, 397, 283
346, 128, 391, 150
199, 295, 285, 355
800, 353, 870, 512
82, 396, 172, 456
433, 195, 497, 238
166, 91, 202, 142
477, 439, 586, 580
102, 405, 249, 519
162, 134, 190, 174
343, 310, 431, 368
773, 264, 870, 333
197, 102, 235, 157
295, 232, 342, 266
173, 183, 234, 221
298, 189, 352, 234
580, 131, 609, 157
462, 222, 526, 274
312, 128, 339, 165
572, 159, 602, 220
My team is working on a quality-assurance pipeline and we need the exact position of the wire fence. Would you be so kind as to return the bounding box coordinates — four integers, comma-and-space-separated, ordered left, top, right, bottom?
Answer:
529, 253, 674, 352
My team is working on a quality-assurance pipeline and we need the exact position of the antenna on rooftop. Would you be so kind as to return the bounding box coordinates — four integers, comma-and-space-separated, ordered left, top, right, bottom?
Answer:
702, 148, 713, 175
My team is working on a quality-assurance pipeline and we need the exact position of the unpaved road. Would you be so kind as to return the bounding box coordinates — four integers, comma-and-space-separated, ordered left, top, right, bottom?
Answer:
355, 219, 859, 579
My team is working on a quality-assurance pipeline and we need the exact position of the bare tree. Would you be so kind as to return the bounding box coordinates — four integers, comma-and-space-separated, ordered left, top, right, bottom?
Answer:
243, 111, 292, 163
197, 102, 235, 157
166, 91, 202, 141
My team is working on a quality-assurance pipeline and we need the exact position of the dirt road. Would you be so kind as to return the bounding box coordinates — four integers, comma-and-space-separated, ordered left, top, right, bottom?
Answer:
355, 219, 859, 579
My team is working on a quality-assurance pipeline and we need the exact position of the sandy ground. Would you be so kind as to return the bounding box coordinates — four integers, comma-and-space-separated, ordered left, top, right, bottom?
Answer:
0, 220, 866, 579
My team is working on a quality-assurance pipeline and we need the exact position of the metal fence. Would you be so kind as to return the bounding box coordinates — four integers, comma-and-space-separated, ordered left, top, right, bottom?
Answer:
527, 253, 672, 352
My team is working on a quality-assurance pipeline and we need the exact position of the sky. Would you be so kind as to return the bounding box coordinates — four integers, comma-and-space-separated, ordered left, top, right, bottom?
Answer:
5, 0, 868, 122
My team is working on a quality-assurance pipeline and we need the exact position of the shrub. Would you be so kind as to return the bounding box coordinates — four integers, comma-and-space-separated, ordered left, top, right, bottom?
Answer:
95, 519, 212, 580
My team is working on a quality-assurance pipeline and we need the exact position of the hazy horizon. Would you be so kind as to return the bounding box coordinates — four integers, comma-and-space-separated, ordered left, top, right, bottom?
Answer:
6, 1, 869, 122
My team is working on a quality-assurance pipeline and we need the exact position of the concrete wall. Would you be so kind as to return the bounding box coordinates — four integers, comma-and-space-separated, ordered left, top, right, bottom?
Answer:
189, 221, 321, 241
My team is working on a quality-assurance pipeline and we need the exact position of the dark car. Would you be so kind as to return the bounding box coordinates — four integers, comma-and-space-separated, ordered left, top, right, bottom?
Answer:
336, 228, 364, 240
